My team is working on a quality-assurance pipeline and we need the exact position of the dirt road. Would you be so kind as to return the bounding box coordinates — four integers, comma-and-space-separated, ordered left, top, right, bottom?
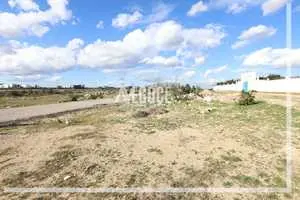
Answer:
0, 98, 115, 126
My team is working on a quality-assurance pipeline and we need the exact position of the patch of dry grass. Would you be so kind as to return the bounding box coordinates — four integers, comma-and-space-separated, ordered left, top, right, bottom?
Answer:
1, 98, 300, 199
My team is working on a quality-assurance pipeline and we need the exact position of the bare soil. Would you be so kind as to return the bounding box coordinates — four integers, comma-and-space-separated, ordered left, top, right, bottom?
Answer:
0, 93, 300, 199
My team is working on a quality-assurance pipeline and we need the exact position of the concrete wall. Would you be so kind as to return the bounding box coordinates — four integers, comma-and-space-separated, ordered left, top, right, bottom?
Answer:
213, 78, 300, 93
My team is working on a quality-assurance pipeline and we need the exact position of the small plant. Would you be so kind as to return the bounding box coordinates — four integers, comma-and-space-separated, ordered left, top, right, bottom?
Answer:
70, 95, 80, 101
9, 90, 26, 97
133, 110, 150, 118
88, 94, 98, 100
88, 92, 104, 100
238, 91, 256, 105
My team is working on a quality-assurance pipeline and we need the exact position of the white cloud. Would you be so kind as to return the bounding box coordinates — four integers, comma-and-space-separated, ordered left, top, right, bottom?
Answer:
112, 11, 143, 28
47, 75, 62, 82
71, 17, 80, 25
14, 74, 62, 82
295, 5, 300, 12
145, 21, 183, 50
232, 25, 276, 49
190, 0, 286, 16
183, 24, 226, 48
183, 70, 196, 78
0, 21, 226, 76
15, 74, 44, 81
146, 2, 174, 23
8, 0, 39, 11
112, 3, 174, 29
204, 65, 227, 78
243, 47, 300, 67
0, 38, 83, 75
239, 25, 276, 40
231, 40, 250, 49
262, 0, 288, 16
96, 20, 104, 29
219, 1, 260, 11
190, 0, 261, 15
187, 1, 208, 16
141, 56, 181, 67
78, 21, 226, 69
66, 38, 85, 50
77, 29, 153, 68
194, 56, 205, 65
0, 0, 73, 37
176, 48, 206, 66
226, 3, 247, 14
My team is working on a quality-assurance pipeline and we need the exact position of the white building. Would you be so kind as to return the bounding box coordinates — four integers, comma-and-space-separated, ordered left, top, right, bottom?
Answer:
213, 72, 300, 93
0, 83, 10, 88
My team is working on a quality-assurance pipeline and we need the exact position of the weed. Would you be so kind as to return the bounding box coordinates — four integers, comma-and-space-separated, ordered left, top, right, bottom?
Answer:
147, 148, 163, 155
232, 175, 261, 186
223, 181, 233, 187
238, 91, 257, 106
221, 152, 242, 163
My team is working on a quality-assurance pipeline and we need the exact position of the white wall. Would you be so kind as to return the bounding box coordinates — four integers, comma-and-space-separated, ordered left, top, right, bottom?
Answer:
213, 78, 300, 93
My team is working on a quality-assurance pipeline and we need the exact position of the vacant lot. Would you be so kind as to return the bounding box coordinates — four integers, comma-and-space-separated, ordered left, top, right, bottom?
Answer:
0, 88, 117, 109
0, 93, 300, 199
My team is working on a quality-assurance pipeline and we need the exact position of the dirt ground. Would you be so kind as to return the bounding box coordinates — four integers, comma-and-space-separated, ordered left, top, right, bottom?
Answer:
0, 88, 116, 109
0, 92, 300, 200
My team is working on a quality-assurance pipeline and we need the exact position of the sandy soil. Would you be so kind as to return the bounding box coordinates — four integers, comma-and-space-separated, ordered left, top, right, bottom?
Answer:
0, 95, 299, 200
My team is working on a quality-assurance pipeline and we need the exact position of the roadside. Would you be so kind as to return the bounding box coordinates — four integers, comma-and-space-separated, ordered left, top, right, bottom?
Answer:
0, 98, 115, 126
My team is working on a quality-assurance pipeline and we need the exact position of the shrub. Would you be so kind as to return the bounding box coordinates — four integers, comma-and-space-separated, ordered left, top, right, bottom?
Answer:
87, 92, 104, 100
133, 110, 150, 118
70, 95, 80, 101
168, 84, 202, 102
88, 94, 98, 100
9, 90, 26, 97
170, 86, 190, 101
238, 91, 256, 105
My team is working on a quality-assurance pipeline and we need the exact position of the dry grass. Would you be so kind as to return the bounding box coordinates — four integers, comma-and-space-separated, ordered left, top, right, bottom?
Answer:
0, 94, 300, 199
0, 88, 117, 109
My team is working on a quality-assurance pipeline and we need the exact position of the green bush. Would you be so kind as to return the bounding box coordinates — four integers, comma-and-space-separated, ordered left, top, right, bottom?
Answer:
70, 95, 80, 101
88, 92, 104, 100
238, 91, 256, 105
169, 84, 202, 101
9, 90, 26, 97
133, 110, 150, 118
88, 94, 98, 100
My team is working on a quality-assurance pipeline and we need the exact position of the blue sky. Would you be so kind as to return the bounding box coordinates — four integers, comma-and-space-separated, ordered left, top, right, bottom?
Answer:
0, 0, 299, 87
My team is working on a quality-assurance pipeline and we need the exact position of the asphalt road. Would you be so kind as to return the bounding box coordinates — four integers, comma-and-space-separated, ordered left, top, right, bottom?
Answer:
0, 98, 115, 126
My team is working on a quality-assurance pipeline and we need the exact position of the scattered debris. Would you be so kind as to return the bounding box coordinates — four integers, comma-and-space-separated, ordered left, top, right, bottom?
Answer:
63, 175, 72, 181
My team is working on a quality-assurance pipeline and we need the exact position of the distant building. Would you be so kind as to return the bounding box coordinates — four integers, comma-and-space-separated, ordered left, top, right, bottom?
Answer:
73, 84, 85, 89
21, 84, 32, 88
214, 72, 300, 93
11, 84, 22, 88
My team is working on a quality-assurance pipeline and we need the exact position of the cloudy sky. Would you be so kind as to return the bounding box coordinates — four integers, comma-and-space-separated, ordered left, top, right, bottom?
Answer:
0, 0, 299, 87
